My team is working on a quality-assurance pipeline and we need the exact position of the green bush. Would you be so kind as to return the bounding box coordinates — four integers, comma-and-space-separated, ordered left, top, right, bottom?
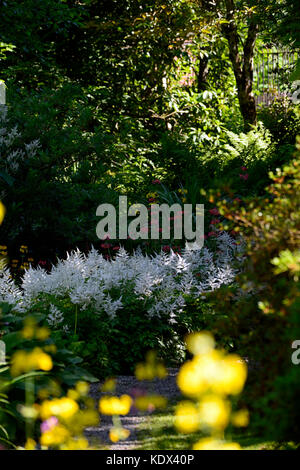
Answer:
0, 302, 96, 447
0, 86, 119, 260
207, 142, 300, 442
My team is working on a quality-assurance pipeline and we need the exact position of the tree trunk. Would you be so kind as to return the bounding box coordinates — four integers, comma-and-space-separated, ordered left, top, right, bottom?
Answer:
222, 0, 258, 131
198, 56, 209, 92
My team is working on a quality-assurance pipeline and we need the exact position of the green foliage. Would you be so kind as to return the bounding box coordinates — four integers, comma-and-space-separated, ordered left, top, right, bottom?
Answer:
0, 302, 96, 446
209, 144, 300, 442
0, 86, 119, 258
26, 292, 209, 378
259, 98, 300, 146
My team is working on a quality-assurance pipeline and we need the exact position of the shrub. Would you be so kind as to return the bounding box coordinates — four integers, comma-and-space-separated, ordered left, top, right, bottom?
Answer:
0, 234, 241, 376
0, 87, 118, 260
0, 303, 97, 447
259, 97, 300, 146
208, 141, 300, 442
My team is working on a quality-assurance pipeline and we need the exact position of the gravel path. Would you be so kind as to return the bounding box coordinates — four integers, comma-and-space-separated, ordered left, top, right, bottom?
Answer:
85, 369, 180, 450
84, 358, 259, 450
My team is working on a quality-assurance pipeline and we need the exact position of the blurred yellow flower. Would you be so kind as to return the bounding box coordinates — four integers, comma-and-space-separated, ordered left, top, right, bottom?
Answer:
76, 381, 89, 396
60, 437, 89, 450
11, 348, 53, 376
35, 327, 50, 341
0, 202, 6, 225
21, 325, 35, 340
213, 355, 247, 396
135, 352, 167, 381
44, 344, 57, 354
99, 395, 132, 415
67, 389, 80, 401
109, 427, 130, 443
135, 394, 167, 412
24, 438, 36, 450
186, 332, 215, 356
193, 437, 241, 450
177, 351, 223, 397
231, 409, 249, 428
40, 397, 79, 420
177, 360, 205, 397
198, 395, 231, 431
101, 377, 116, 392
40, 424, 70, 447
174, 401, 200, 433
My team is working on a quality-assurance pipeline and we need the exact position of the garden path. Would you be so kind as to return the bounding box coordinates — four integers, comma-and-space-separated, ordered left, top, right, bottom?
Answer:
85, 368, 180, 450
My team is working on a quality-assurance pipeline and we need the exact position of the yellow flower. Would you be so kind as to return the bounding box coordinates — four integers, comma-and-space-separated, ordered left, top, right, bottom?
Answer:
177, 360, 207, 397
109, 427, 130, 443
67, 389, 80, 401
221, 442, 242, 450
21, 325, 35, 340
146, 192, 158, 199
193, 437, 241, 450
19, 404, 39, 419
36, 327, 50, 341
44, 344, 57, 354
135, 394, 167, 412
40, 397, 79, 420
99, 395, 132, 415
30, 348, 53, 372
186, 332, 215, 356
24, 438, 36, 450
198, 395, 231, 431
231, 409, 249, 428
213, 355, 247, 396
11, 349, 52, 376
40, 424, 70, 447
174, 401, 200, 434
101, 377, 116, 392
0, 202, 6, 225
135, 360, 167, 381
76, 381, 89, 396
60, 437, 89, 450
135, 363, 156, 381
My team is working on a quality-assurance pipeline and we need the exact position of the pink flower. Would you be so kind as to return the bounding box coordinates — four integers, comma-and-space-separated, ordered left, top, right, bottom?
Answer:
241, 166, 248, 171
162, 245, 170, 252
210, 219, 220, 225
152, 179, 161, 185
101, 243, 111, 249
239, 173, 249, 181
209, 208, 220, 216
207, 231, 217, 238
41, 416, 58, 433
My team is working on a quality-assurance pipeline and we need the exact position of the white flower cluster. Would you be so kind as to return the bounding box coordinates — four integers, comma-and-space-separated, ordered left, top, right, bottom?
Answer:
0, 113, 40, 176
0, 232, 243, 324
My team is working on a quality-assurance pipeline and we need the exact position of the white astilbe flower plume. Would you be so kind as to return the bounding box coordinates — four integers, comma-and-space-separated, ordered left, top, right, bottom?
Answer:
0, 232, 243, 324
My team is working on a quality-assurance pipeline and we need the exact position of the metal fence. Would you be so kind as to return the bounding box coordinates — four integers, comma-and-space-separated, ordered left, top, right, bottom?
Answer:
254, 48, 299, 106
